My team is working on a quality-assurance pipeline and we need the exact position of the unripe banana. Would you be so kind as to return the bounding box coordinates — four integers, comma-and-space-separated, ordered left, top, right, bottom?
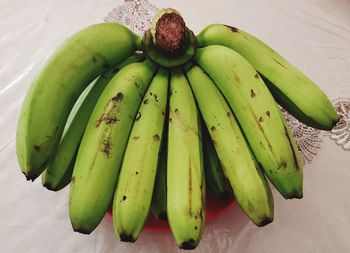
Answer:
201, 122, 231, 200
151, 119, 168, 220
197, 24, 338, 130
41, 54, 144, 191
69, 59, 156, 234
17, 23, 141, 180
186, 65, 273, 226
195, 45, 303, 199
113, 68, 169, 242
167, 69, 205, 250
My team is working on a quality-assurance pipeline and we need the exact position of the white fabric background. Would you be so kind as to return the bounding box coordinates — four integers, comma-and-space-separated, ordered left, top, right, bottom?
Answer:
0, 0, 349, 252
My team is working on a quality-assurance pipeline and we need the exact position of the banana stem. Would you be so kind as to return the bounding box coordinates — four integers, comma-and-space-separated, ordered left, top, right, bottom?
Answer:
151, 8, 188, 55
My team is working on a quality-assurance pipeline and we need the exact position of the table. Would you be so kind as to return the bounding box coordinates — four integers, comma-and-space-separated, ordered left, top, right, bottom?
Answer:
1, 0, 349, 252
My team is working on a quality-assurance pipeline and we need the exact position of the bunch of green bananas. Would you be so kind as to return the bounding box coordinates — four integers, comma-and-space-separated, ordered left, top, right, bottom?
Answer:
16, 8, 338, 250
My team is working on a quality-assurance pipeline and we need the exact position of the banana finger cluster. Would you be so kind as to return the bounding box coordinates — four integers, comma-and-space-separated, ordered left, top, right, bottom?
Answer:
16, 8, 338, 250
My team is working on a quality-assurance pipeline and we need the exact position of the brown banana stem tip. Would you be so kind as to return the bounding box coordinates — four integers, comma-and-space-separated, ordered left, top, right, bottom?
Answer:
155, 12, 188, 54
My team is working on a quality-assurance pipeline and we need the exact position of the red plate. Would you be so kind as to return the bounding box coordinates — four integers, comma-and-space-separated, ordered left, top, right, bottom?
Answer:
107, 189, 235, 233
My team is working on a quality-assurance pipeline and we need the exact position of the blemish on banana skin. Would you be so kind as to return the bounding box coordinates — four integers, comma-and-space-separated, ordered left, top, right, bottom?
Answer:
153, 134, 160, 141
251, 89, 256, 98
225, 25, 239, 33
100, 138, 112, 158
224, 25, 248, 39
96, 92, 123, 127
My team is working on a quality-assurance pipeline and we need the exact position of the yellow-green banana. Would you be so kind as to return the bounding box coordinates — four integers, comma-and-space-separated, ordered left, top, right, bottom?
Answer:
17, 23, 141, 180
195, 45, 303, 199
201, 122, 231, 200
197, 24, 338, 130
41, 54, 144, 191
167, 69, 205, 250
151, 117, 169, 220
112, 68, 169, 242
69, 59, 156, 234
186, 65, 273, 226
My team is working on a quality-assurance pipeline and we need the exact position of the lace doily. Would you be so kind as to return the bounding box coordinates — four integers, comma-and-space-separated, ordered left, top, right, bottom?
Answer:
103, 0, 350, 164
327, 97, 350, 150
104, 0, 158, 35
281, 109, 322, 164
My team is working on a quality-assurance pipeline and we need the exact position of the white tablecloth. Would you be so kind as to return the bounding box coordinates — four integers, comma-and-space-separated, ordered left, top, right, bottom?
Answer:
1, 0, 349, 252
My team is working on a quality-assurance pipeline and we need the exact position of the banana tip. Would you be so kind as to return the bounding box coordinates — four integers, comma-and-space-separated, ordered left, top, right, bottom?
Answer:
179, 239, 197, 250
42, 182, 56, 191
119, 233, 136, 243
23, 171, 36, 182
72, 226, 92, 235
283, 190, 303, 200
256, 217, 273, 227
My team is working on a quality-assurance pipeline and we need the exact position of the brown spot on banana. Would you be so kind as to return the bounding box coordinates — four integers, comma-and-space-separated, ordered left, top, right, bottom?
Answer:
112, 93, 123, 102
225, 25, 239, 33
96, 93, 123, 127
248, 107, 273, 150
100, 137, 112, 158
153, 134, 160, 141
234, 74, 241, 83
251, 89, 256, 98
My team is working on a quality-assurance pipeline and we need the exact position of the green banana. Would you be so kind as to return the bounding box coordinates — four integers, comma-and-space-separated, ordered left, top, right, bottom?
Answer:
17, 23, 141, 180
195, 45, 303, 199
151, 115, 169, 220
197, 24, 338, 130
201, 122, 231, 200
113, 68, 169, 242
186, 65, 273, 226
69, 59, 157, 234
167, 69, 205, 250
41, 54, 145, 191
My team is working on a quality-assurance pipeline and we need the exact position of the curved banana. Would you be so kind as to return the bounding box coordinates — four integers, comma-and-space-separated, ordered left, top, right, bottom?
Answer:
197, 24, 338, 130
195, 45, 303, 199
113, 68, 169, 242
151, 122, 168, 220
186, 65, 273, 226
17, 23, 141, 180
201, 122, 231, 200
69, 59, 157, 234
41, 54, 144, 191
167, 69, 205, 250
